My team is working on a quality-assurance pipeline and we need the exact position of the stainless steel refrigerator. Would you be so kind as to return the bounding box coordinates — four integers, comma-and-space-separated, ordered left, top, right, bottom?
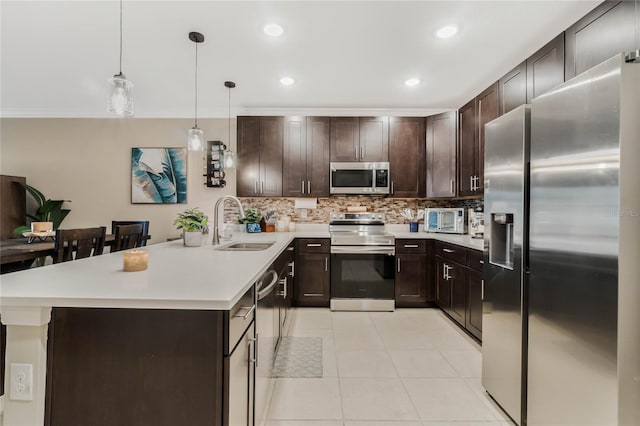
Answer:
482, 104, 530, 425
482, 54, 640, 425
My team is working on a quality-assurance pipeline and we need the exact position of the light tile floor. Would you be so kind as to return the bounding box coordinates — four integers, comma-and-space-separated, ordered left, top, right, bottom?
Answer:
265, 308, 514, 426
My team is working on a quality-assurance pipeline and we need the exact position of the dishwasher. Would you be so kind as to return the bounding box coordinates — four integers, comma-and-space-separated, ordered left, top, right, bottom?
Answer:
254, 269, 279, 426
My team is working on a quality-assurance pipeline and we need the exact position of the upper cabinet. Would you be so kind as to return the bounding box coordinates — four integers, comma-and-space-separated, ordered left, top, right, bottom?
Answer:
527, 33, 565, 102
565, 0, 636, 80
426, 111, 457, 198
237, 116, 283, 197
389, 117, 425, 198
330, 117, 388, 162
282, 116, 330, 197
499, 61, 527, 115
458, 82, 499, 197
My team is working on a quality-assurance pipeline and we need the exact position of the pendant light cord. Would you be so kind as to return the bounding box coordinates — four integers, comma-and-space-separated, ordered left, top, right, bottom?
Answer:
119, 0, 123, 75
195, 41, 199, 127
228, 86, 231, 144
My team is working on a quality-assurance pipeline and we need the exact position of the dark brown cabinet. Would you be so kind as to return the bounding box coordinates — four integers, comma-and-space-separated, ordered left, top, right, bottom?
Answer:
295, 239, 330, 307
389, 117, 425, 198
499, 61, 527, 115
237, 116, 283, 197
426, 111, 457, 198
394, 239, 434, 306
435, 242, 483, 340
565, 0, 636, 80
459, 82, 499, 197
282, 117, 330, 197
330, 117, 388, 162
527, 33, 565, 102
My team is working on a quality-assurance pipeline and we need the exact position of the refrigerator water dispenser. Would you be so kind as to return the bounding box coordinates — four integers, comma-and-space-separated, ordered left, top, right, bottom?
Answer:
490, 213, 514, 270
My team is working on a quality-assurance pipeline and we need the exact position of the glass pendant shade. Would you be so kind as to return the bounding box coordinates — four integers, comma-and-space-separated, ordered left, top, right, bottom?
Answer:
107, 73, 134, 116
223, 149, 236, 168
188, 126, 204, 151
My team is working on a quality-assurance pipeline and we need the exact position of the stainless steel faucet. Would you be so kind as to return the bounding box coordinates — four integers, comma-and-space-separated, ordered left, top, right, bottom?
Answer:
212, 195, 245, 245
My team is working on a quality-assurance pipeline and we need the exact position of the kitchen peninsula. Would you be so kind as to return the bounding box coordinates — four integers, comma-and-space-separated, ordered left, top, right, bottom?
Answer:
0, 228, 481, 425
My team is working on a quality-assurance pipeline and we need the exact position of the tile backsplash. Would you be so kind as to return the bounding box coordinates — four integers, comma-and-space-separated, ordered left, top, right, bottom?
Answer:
225, 196, 483, 224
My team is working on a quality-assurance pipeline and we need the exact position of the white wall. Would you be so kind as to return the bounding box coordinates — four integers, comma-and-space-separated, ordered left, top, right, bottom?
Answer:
0, 118, 237, 243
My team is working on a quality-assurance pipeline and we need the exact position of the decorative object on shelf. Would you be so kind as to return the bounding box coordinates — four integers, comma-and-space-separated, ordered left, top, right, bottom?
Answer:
174, 207, 208, 247
13, 184, 71, 238
239, 207, 261, 232
131, 148, 187, 204
107, 0, 133, 116
187, 31, 205, 151
264, 209, 277, 232
122, 249, 148, 272
205, 141, 227, 187
223, 81, 237, 168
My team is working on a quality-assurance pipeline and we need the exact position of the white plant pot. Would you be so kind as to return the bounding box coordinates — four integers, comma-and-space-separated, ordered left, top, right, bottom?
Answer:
183, 231, 203, 247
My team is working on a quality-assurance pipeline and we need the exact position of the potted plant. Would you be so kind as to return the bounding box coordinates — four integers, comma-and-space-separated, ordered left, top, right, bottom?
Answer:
174, 207, 209, 247
238, 207, 262, 233
13, 184, 71, 236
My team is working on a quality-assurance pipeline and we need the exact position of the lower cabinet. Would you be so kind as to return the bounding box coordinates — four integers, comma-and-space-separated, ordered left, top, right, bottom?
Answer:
294, 239, 330, 307
435, 242, 484, 341
395, 239, 435, 307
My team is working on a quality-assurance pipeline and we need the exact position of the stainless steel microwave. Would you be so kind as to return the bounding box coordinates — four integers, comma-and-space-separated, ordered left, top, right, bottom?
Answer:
330, 162, 390, 195
424, 208, 466, 234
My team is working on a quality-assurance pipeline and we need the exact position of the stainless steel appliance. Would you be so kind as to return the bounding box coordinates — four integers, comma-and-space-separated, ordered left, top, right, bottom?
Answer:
254, 270, 278, 426
482, 54, 640, 426
482, 104, 530, 425
329, 212, 395, 311
468, 208, 484, 239
424, 207, 466, 234
330, 162, 390, 194
527, 55, 639, 425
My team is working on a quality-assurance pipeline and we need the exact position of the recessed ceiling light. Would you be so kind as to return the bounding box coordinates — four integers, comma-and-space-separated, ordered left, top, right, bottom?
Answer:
436, 25, 458, 39
264, 23, 284, 37
280, 77, 295, 86
404, 78, 420, 87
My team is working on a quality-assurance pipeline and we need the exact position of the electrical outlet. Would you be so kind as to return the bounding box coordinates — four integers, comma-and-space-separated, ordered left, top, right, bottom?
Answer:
10, 363, 33, 401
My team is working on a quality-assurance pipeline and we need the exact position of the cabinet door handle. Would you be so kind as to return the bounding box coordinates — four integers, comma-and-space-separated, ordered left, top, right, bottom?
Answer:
254, 181, 258, 194
391, 181, 394, 194
479, 260, 484, 264
397, 258, 401, 273
248, 336, 257, 365
304, 293, 324, 297
470, 175, 474, 191
279, 277, 287, 299
288, 261, 295, 278
307, 243, 322, 247
325, 256, 328, 271
234, 305, 256, 320
302, 180, 305, 194
361, 146, 365, 159
481, 279, 485, 301
307, 180, 311, 194
443, 248, 454, 253
355, 145, 359, 159
261, 181, 265, 194
450, 179, 454, 194
404, 244, 419, 248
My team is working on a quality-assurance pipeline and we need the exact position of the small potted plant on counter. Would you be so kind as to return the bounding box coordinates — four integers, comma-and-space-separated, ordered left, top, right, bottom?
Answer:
239, 207, 262, 233
174, 207, 209, 246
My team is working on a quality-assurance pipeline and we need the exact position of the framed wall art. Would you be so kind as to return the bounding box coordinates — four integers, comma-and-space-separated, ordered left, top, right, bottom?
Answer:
131, 148, 187, 204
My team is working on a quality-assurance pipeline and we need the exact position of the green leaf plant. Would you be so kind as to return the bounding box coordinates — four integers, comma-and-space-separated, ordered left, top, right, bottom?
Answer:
13, 184, 71, 236
174, 208, 209, 232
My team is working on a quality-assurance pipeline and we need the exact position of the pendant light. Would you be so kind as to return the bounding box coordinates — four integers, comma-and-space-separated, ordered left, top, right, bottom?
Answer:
187, 32, 205, 151
107, 0, 134, 116
223, 81, 237, 168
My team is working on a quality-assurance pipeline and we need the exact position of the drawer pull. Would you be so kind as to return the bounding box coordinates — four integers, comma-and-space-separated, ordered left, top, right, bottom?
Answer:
303, 293, 324, 297
403, 244, 419, 248
234, 305, 255, 320
443, 248, 454, 253
307, 243, 322, 247
480, 260, 484, 264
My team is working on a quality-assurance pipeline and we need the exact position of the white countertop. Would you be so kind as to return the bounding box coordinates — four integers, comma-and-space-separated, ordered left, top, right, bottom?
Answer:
0, 226, 482, 311
386, 227, 484, 251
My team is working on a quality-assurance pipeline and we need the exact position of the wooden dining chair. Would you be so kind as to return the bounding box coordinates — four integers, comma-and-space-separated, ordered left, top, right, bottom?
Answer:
53, 227, 107, 263
111, 221, 150, 246
112, 224, 144, 252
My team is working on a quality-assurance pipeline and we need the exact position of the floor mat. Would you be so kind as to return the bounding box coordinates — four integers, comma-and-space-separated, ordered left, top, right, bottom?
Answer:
272, 336, 323, 378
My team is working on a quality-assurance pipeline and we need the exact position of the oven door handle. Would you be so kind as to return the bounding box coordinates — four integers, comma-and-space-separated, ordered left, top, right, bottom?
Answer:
330, 246, 395, 255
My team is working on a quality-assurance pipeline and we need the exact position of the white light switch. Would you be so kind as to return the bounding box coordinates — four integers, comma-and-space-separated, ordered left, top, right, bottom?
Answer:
10, 363, 33, 401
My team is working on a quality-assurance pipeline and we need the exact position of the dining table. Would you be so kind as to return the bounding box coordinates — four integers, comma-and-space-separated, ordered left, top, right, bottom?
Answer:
0, 234, 151, 273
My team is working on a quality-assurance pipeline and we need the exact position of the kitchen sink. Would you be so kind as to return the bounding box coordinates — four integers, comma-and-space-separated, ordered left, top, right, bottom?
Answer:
215, 242, 275, 251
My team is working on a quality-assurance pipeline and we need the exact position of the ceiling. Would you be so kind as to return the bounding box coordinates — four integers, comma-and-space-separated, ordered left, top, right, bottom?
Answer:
1, 1, 601, 118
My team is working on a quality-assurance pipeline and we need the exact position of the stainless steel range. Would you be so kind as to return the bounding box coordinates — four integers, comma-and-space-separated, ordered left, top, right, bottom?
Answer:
329, 212, 395, 311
